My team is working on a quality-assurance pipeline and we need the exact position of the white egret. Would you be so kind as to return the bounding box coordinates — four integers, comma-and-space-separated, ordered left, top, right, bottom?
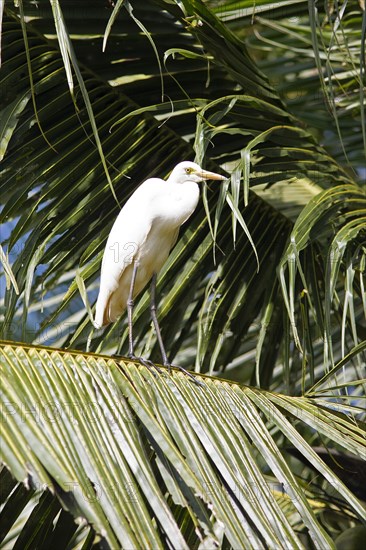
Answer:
94, 161, 226, 378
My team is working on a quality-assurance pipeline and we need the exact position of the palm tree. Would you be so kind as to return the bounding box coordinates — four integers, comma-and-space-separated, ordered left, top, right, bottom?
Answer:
1, 0, 365, 548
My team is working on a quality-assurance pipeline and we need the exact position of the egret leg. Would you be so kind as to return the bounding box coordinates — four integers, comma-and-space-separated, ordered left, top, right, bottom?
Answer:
150, 273, 169, 366
150, 274, 204, 386
126, 262, 162, 374
127, 261, 138, 358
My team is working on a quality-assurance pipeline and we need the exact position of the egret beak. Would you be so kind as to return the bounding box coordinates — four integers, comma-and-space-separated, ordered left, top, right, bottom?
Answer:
197, 169, 226, 181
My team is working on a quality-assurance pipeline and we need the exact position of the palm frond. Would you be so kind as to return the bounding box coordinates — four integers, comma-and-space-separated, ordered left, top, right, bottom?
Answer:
1, 341, 365, 548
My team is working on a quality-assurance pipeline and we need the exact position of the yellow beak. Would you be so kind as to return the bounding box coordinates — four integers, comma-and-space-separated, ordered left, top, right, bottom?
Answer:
197, 169, 226, 181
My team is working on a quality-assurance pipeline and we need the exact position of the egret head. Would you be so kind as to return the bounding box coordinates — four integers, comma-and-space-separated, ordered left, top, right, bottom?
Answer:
168, 161, 226, 184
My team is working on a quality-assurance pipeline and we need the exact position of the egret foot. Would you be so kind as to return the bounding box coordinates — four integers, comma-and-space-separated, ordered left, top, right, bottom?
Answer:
128, 354, 164, 375
112, 353, 163, 375
164, 362, 206, 387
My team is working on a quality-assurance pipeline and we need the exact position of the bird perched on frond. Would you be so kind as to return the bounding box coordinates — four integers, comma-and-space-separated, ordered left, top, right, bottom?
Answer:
94, 161, 226, 379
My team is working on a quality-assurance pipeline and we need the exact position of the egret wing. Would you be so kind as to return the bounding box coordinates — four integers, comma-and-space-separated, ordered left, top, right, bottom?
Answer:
94, 183, 155, 327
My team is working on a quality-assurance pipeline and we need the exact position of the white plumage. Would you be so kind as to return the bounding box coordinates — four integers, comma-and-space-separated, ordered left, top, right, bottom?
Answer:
94, 161, 225, 346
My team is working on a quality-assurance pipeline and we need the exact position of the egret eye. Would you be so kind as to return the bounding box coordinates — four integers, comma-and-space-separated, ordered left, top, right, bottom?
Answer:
185, 167, 192, 174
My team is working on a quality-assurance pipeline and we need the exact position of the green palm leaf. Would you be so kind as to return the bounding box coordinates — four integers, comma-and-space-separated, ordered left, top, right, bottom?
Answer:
1, 1, 363, 383
1, 342, 365, 548
1, 1, 365, 545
